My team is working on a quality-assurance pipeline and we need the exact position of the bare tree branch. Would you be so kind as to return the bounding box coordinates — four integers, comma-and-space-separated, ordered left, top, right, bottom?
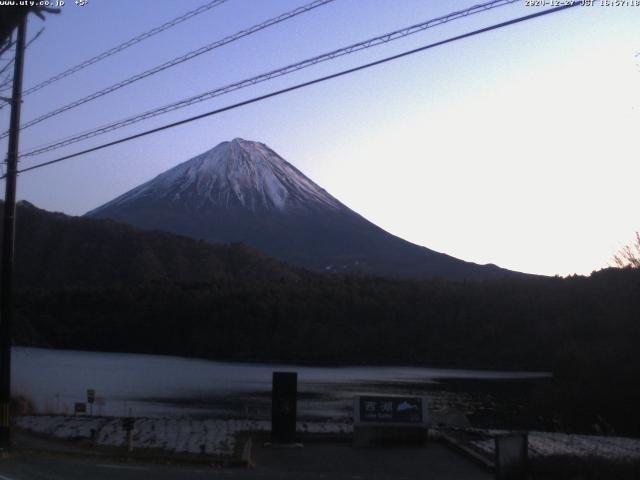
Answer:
613, 232, 640, 268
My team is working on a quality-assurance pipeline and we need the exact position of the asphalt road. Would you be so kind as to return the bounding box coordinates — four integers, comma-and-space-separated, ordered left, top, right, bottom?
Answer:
0, 454, 235, 480
0, 443, 492, 480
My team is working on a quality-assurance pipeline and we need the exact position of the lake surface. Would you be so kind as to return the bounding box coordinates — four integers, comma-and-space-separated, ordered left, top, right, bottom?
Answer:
12, 347, 550, 419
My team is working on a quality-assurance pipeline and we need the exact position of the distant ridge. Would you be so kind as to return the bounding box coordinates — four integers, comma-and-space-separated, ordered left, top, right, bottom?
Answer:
2, 200, 299, 289
87, 138, 523, 280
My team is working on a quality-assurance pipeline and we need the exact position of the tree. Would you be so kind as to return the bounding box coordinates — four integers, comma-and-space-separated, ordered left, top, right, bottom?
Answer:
613, 232, 640, 268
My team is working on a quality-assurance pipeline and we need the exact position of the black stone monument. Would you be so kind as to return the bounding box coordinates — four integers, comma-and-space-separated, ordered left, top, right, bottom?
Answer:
271, 371, 297, 444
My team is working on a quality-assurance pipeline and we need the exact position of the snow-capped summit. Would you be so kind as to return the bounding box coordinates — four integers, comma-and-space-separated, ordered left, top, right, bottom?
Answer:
90, 138, 341, 214
87, 139, 521, 280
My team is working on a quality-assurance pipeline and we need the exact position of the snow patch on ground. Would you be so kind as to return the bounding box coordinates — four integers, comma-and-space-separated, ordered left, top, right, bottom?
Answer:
471, 430, 640, 461
18, 414, 640, 462
15, 415, 352, 457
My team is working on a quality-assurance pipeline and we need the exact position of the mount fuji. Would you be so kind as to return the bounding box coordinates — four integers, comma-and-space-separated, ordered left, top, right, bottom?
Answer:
86, 138, 519, 280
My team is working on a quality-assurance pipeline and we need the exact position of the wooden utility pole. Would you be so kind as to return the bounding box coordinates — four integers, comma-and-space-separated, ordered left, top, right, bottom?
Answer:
0, 15, 27, 453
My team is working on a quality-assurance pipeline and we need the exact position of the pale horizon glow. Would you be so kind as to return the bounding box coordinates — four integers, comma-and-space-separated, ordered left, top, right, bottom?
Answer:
1, 0, 638, 277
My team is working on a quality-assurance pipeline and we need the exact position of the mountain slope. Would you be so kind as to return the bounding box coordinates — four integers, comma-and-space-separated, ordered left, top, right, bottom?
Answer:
87, 138, 521, 280
1, 200, 300, 289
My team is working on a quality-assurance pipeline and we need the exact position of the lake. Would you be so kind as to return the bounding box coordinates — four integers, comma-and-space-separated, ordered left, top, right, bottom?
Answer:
12, 347, 550, 420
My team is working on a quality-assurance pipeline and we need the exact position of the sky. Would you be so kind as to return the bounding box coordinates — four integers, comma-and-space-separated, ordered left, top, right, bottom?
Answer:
0, 0, 638, 277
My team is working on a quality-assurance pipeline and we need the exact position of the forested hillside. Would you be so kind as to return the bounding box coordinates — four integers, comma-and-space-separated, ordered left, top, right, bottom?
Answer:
4, 201, 640, 434
1, 200, 301, 288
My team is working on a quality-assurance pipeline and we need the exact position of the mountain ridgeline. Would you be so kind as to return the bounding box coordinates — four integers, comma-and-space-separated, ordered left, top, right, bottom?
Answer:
1, 200, 301, 289
86, 138, 520, 280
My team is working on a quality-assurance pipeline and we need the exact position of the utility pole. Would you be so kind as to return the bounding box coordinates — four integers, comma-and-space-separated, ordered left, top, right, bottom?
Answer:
0, 15, 27, 453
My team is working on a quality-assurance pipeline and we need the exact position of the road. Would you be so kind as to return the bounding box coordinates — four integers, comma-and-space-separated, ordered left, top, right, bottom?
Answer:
0, 443, 492, 480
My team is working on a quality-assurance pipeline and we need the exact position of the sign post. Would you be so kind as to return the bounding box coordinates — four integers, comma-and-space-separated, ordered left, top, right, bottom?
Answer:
87, 389, 95, 416
122, 417, 135, 452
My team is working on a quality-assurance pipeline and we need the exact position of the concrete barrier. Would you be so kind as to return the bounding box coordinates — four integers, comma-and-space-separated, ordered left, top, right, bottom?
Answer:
495, 431, 528, 480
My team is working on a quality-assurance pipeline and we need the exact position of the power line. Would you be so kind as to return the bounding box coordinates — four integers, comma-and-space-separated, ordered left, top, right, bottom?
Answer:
0, 38, 14, 58
0, 0, 336, 138
12, 0, 229, 100
19, 0, 520, 158
0, 32, 15, 92
8, 3, 579, 179
0, 27, 44, 92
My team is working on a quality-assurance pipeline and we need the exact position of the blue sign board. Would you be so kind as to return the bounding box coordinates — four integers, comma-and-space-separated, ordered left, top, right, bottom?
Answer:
358, 396, 423, 423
